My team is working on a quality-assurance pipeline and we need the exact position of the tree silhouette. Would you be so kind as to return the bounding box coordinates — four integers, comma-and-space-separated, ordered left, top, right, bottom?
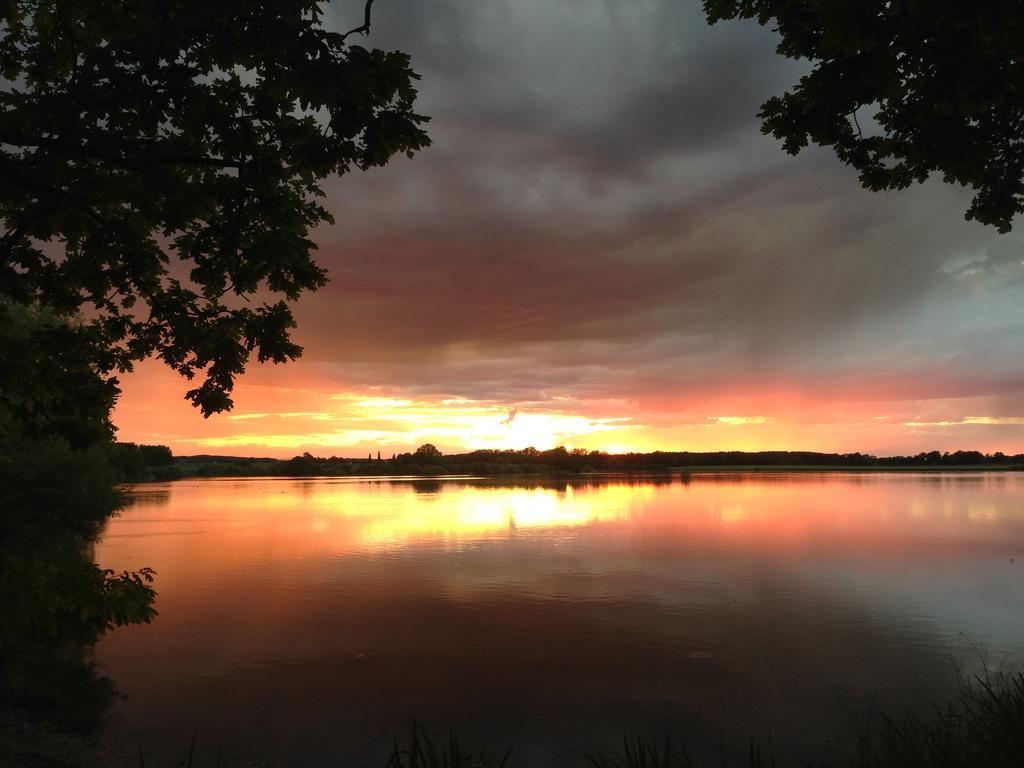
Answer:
0, 0, 429, 415
0, 300, 117, 450
705, 1, 1024, 232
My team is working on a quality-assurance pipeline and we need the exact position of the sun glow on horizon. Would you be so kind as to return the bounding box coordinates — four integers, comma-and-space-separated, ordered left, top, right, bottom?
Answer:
111, 362, 1024, 458
181, 393, 636, 455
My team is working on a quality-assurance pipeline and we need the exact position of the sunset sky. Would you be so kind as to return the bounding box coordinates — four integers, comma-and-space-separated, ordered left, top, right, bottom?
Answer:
113, 0, 1024, 458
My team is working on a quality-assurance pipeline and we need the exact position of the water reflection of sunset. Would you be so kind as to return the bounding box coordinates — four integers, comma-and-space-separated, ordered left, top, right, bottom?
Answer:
95, 474, 1024, 768
120, 479, 644, 555
106, 473, 1024, 574
355, 485, 631, 547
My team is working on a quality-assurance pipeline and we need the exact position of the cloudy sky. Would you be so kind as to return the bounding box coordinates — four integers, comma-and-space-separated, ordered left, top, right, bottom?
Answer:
114, 0, 1024, 457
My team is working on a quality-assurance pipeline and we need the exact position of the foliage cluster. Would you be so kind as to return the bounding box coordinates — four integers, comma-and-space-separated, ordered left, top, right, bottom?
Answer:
0, 298, 117, 451
0, 436, 121, 538
0, 305, 158, 736
705, 1, 1024, 231
0, 526, 157, 734
1, 539, 156, 677
382, 673, 1024, 768
857, 672, 1024, 768
0, 0, 429, 415
586, 672, 1024, 768
110, 441, 182, 482
387, 722, 511, 768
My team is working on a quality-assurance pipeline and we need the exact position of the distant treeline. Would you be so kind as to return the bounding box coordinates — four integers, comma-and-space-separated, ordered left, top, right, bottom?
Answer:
113, 443, 1024, 480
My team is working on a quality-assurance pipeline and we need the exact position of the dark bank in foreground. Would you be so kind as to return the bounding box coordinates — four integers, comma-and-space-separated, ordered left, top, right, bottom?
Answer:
5, 672, 1024, 768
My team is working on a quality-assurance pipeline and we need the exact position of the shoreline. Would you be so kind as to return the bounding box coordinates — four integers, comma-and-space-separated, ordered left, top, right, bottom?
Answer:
133, 464, 1024, 483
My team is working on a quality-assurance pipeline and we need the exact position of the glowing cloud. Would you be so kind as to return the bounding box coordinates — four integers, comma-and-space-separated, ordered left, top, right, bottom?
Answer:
175, 392, 635, 454
905, 417, 1024, 427
712, 416, 772, 426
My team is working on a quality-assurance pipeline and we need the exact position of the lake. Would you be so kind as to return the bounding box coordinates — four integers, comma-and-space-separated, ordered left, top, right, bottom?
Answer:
93, 473, 1024, 767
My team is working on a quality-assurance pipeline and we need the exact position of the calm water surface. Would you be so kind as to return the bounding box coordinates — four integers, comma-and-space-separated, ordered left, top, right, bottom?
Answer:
94, 473, 1024, 766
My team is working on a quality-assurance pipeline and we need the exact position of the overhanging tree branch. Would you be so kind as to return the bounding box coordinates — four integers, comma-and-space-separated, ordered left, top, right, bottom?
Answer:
0, 0, 429, 415
0, 131, 243, 170
705, 0, 1024, 232
340, 0, 375, 41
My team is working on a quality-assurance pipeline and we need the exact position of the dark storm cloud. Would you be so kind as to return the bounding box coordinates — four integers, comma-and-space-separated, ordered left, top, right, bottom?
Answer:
563, 30, 803, 176
303, 0, 1024, 406
344, 0, 807, 191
